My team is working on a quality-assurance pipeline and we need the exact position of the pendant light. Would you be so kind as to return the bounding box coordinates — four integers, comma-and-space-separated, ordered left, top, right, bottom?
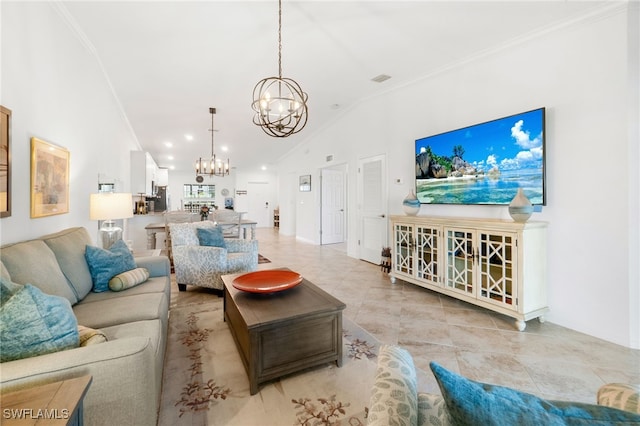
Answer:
251, 0, 308, 137
195, 107, 229, 180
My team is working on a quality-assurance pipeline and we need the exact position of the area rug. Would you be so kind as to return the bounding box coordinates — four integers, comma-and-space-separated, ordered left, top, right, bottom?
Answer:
158, 299, 380, 426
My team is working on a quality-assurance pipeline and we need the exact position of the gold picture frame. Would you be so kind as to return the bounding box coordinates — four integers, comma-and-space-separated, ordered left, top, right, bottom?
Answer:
0, 106, 10, 218
30, 137, 70, 218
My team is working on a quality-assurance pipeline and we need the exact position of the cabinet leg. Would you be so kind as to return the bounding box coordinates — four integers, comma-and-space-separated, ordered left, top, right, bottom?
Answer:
538, 316, 546, 323
515, 319, 526, 331
178, 283, 186, 292
390, 275, 396, 284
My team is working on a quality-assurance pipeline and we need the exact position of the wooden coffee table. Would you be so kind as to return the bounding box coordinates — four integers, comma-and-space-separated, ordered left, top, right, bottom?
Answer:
222, 268, 346, 395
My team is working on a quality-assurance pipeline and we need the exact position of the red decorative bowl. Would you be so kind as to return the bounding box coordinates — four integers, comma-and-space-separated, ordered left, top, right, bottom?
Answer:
232, 270, 303, 293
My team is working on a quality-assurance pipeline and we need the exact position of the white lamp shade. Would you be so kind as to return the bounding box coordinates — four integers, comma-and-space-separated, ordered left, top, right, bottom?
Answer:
89, 193, 134, 221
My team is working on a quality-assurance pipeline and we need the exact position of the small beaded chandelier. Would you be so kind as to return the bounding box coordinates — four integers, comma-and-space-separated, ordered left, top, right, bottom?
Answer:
251, 0, 308, 138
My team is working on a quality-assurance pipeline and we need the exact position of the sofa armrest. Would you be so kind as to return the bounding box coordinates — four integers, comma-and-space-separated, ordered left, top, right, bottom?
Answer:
1, 337, 159, 426
134, 255, 170, 278
597, 383, 640, 414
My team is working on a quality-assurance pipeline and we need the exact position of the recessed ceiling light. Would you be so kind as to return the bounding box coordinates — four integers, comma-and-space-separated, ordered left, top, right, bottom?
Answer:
169, 165, 175, 170
167, 155, 174, 160
261, 165, 267, 171
184, 134, 193, 141
164, 141, 173, 147
221, 146, 229, 152
371, 74, 391, 83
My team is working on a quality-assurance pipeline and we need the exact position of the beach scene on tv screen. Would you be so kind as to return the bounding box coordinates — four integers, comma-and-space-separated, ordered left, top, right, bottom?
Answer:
415, 108, 544, 205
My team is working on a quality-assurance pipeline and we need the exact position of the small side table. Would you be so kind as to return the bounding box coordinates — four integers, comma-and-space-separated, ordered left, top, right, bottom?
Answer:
1, 375, 92, 425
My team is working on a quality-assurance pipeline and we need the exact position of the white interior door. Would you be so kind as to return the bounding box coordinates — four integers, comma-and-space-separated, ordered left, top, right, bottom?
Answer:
247, 182, 271, 227
321, 166, 346, 245
358, 155, 387, 264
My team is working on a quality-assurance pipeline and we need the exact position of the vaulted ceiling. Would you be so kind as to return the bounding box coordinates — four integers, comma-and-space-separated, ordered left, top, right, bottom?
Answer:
61, 1, 610, 174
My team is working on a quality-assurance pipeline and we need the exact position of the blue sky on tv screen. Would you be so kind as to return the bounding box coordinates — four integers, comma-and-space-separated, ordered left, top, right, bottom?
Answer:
415, 109, 544, 172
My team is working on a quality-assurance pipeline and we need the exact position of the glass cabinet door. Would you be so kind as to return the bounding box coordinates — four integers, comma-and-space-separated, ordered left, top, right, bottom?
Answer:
415, 226, 439, 284
393, 223, 414, 277
478, 232, 516, 308
445, 228, 475, 295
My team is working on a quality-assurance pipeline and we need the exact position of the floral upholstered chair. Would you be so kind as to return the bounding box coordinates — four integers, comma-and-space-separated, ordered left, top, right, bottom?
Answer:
169, 221, 258, 292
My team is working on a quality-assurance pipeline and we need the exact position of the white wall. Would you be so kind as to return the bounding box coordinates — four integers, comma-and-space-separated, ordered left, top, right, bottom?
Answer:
0, 2, 140, 245
276, 4, 639, 348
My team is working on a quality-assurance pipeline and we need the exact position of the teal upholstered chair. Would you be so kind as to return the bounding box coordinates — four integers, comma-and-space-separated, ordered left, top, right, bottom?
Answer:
169, 221, 257, 292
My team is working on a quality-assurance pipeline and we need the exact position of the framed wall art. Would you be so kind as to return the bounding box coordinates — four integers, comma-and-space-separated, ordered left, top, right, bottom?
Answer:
31, 137, 70, 218
299, 174, 311, 192
0, 106, 10, 218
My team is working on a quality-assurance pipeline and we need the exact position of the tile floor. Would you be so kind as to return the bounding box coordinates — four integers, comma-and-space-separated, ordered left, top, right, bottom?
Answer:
171, 228, 640, 405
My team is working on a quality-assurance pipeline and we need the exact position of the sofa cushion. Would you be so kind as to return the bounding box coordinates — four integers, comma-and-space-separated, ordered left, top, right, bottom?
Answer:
73, 292, 167, 329
85, 240, 137, 293
0, 278, 79, 362
42, 227, 94, 300
0, 240, 78, 304
81, 276, 169, 303
197, 226, 227, 248
109, 267, 149, 291
430, 361, 640, 425
368, 344, 418, 426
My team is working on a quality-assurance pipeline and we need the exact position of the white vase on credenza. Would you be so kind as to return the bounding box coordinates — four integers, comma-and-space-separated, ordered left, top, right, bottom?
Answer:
508, 188, 534, 222
402, 190, 421, 216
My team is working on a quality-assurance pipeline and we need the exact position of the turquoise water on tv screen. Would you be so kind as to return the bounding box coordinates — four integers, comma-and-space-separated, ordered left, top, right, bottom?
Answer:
417, 168, 544, 205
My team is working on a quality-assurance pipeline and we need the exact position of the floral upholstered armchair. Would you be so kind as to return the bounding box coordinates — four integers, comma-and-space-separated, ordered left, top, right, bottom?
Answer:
169, 221, 258, 292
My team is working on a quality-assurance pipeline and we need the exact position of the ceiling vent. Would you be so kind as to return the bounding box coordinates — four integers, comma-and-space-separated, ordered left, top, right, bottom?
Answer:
371, 74, 391, 83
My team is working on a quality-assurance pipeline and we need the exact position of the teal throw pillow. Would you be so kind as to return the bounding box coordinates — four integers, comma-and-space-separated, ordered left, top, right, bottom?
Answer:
430, 362, 640, 425
85, 239, 137, 292
0, 277, 79, 362
197, 226, 226, 248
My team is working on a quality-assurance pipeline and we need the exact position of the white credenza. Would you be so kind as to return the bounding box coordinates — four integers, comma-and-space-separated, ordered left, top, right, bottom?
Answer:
389, 215, 548, 331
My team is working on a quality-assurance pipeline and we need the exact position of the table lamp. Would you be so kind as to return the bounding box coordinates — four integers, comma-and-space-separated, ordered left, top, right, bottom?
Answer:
89, 193, 134, 248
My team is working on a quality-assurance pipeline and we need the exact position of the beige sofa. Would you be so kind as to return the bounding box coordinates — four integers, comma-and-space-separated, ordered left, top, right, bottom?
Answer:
0, 227, 171, 426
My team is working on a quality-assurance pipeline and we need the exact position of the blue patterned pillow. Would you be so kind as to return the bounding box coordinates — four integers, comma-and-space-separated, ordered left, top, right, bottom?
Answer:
0, 278, 79, 362
197, 226, 226, 248
430, 362, 640, 425
85, 240, 137, 292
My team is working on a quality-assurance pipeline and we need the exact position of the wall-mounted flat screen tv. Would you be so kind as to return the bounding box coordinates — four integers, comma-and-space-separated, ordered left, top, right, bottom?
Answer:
415, 107, 545, 205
